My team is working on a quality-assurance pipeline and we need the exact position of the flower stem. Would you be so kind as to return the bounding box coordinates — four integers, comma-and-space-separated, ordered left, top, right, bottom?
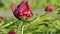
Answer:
22, 25, 24, 34
22, 20, 25, 34
17, 20, 23, 34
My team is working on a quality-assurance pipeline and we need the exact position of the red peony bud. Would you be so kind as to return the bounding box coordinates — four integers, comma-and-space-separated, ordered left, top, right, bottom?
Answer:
45, 5, 53, 13
0, 16, 3, 20
11, 0, 33, 20
8, 30, 16, 34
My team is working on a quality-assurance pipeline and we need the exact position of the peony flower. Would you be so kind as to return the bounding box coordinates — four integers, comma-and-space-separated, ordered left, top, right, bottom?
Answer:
45, 5, 53, 13
8, 30, 16, 34
11, 0, 33, 20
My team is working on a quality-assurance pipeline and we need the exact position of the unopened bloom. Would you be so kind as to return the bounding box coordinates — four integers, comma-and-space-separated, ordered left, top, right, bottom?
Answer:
45, 5, 53, 13
11, 0, 33, 20
8, 30, 16, 34
0, 16, 3, 20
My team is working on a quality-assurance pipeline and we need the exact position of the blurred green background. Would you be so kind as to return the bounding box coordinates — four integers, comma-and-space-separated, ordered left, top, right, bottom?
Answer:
0, 0, 60, 34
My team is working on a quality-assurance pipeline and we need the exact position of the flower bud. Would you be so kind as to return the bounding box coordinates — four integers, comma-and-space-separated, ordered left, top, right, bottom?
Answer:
11, 0, 33, 20
8, 30, 16, 34
45, 5, 53, 13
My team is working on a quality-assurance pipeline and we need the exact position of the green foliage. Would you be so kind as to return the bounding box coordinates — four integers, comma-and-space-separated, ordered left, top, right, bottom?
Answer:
0, 0, 60, 34
0, 9, 60, 34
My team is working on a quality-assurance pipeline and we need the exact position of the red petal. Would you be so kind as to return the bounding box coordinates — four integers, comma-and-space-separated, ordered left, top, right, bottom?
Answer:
11, 2, 17, 11
27, 10, 33, 17
17, 2, 28, 13
25, 0, 29, 10
17, 1, 24, 8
